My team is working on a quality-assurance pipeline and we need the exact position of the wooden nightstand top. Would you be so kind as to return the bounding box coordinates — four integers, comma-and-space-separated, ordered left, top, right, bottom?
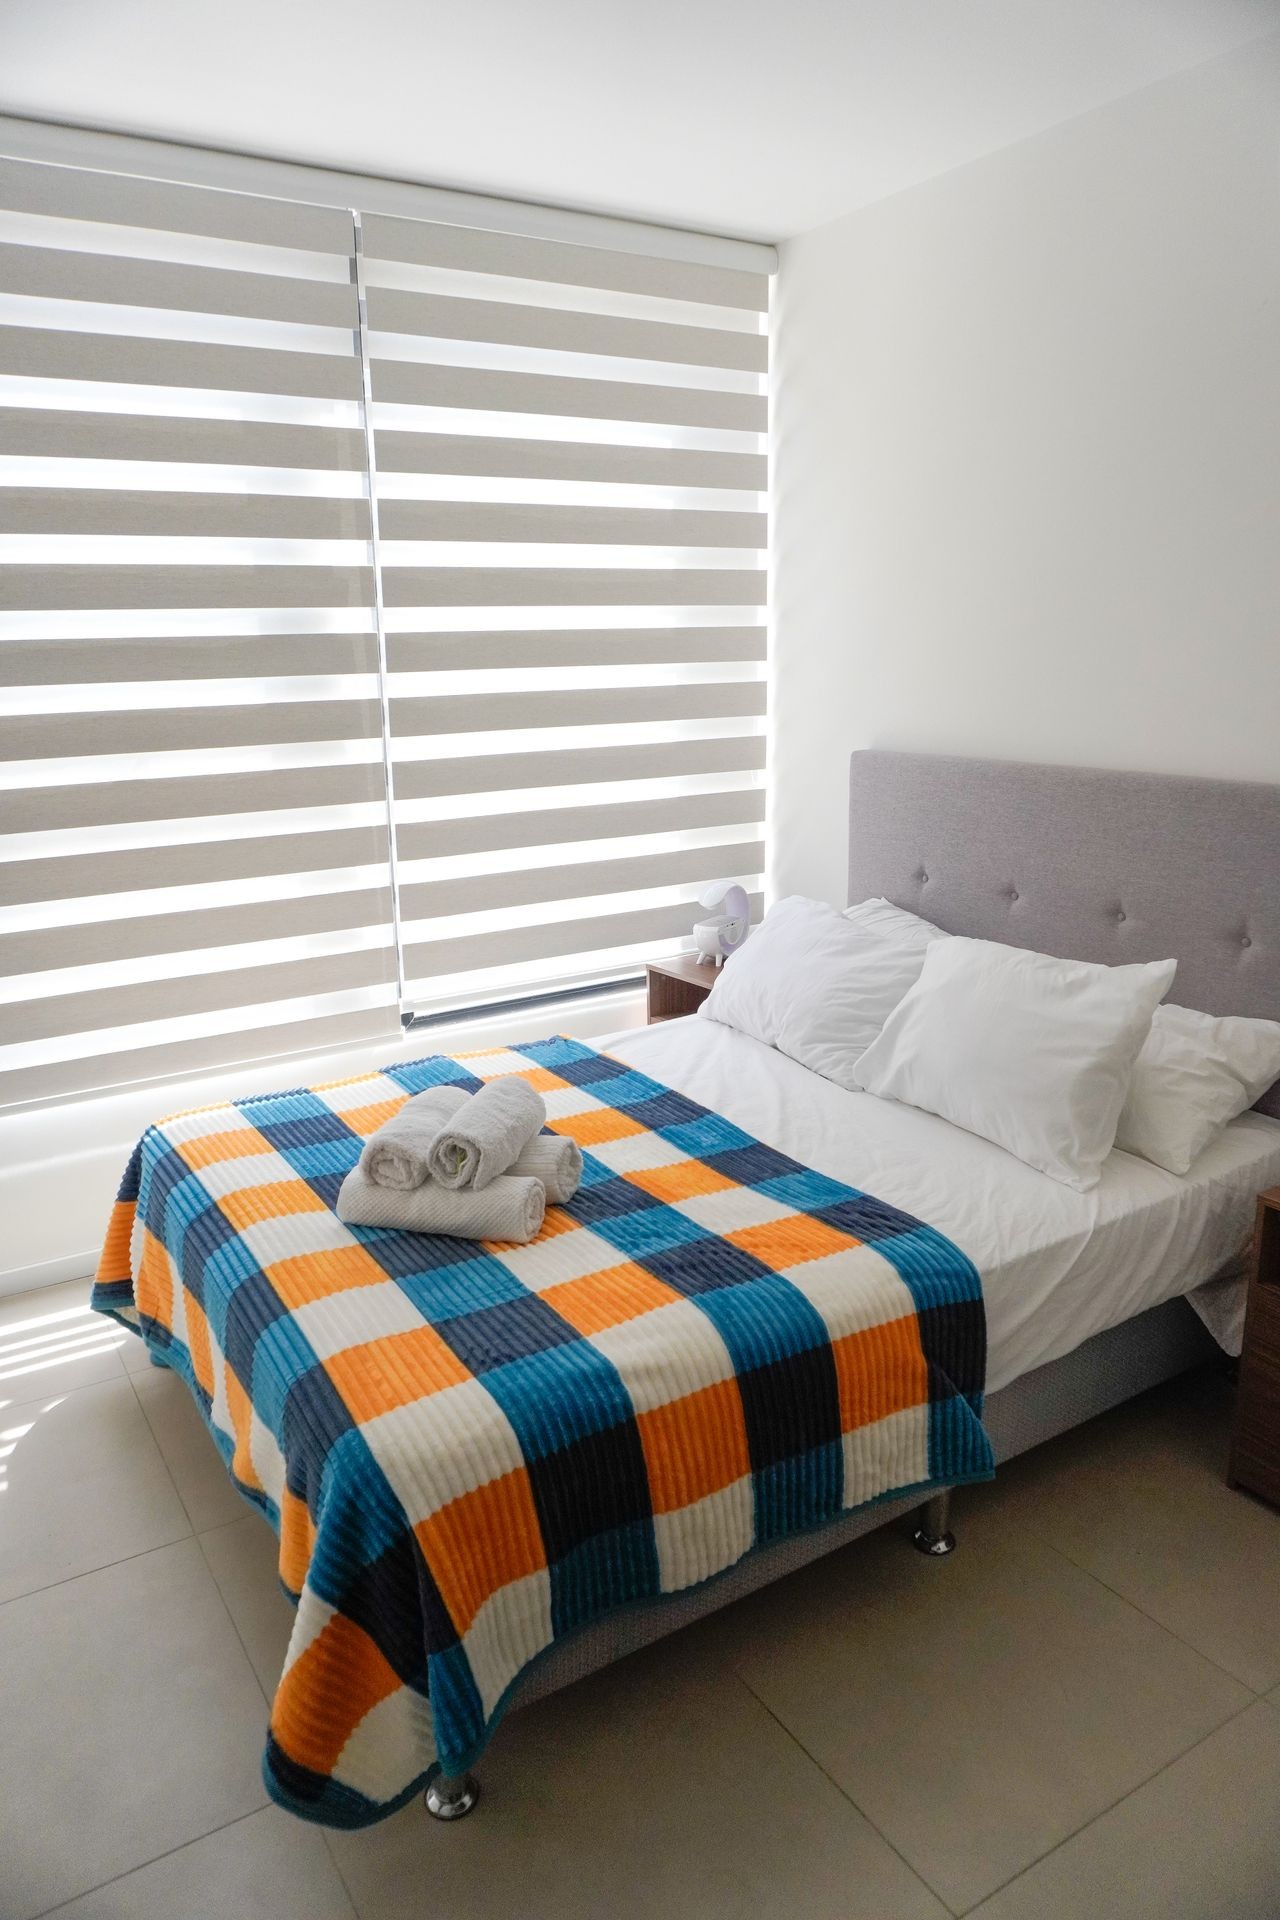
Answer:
645, 953, 724, 990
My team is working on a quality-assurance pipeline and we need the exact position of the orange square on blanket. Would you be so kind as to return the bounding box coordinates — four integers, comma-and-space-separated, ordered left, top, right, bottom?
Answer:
624, 1159, 735, 1203
726, 1215, 860, 1272
279, 1483, 317, 1596
416, 1467, 547, 1634
219, 1179, 327, 1231
830, 1315, 929, 1433
325, 1324, 471, 1420
541, 1260, 681, 1337
271, 1611, 401, 1778
185, 1292, 216, 1400
267, 1242, 392, 1310
551, 1106, 646, 1147
638, 1379, 751, 1513
177, 1126, 273, 1170
507, 1065, 564, 1093
135, 1225, 174, 1334
340, 1097, 410, 1139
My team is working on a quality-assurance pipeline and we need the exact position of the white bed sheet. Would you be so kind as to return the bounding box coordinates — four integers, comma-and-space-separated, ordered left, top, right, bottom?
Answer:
600, 1017, 1280, 1394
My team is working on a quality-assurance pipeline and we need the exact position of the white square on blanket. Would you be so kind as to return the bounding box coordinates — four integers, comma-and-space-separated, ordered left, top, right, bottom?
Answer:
539, 1083, 609, 1121
240, 1206, 358, 1271
363, 1377, 525, 1521
319, 1072, 402, 1115
842, 1403, 929, 1509
583, 1129, 688, 1175
496, 1225, 626, 1293
466, 1048, 539, 1080
290, 1280, 428, 1361
671, 1185, 795, 1237
464, 1570, 554, 1718
332, 1683, 436, 1805
777, 1242, 915, 1344
654, 1476, 753, 1591
156, 1103, 242, 1145
587, 1297, 736, 1414
186, 1149, 300, 1202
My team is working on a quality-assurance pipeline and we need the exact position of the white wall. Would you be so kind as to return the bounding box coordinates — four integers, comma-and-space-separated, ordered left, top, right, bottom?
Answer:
769, 36, 1280, 907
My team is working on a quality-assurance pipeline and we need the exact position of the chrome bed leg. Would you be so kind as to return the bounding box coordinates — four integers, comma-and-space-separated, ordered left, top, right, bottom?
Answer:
913, 1491, 955, 1556
424, 1764, 480, 1821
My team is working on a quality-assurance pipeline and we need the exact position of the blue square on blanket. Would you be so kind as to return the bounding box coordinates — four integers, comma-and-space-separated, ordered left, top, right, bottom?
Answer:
384, 1057, 482, 1096
661, 1111, 754, 1160
547, 1519, 661, 1635
624, 1089, 709, 1132
394, 1252, 529, 1321
483, 1343, 638, 1462
592, 1203, 711, 1259
285, 1137, 362, 1185
704, 1141, 803, 1188
436, 1293, 581, 1374
546, 1051, 635, 1088
567, 1173, 662, 1222
238, 1089, 333, 1131
256, 1109, 353, 1155
638, 1230, 767, 1295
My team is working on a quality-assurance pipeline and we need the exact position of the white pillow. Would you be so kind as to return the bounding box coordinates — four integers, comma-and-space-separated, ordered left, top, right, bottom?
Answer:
843, 897, 947, 945
1115, 1003, 1280, 1176
852, 936, 1176, 1190
698, 894, 946, 1090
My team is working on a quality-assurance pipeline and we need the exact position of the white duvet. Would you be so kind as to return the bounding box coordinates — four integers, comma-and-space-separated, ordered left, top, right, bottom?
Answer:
600, 1017, 1280, 1393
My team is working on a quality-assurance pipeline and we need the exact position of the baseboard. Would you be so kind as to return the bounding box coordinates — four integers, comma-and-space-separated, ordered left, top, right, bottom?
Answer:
0, 1250, 98, 1302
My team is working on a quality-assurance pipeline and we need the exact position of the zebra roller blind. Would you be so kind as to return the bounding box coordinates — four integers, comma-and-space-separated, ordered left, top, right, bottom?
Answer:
0, 145, 769, 1108
360, 212, 767, 1015
0, 158, 399, 1107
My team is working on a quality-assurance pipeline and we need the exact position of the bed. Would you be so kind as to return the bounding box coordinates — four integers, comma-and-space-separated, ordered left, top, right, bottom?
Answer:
502, 752, 1280, 1705
92, 749, 1280, 1824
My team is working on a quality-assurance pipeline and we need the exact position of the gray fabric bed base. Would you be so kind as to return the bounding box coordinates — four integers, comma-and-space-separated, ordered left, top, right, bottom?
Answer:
509, 1296, 1218, 1710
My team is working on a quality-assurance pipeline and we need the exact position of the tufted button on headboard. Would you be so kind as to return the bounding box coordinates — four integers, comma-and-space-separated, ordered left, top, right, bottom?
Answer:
848, 750, 1280, 1119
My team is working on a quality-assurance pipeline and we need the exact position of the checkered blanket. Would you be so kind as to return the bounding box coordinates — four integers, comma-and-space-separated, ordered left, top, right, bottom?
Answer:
93, 1037, 992, 1827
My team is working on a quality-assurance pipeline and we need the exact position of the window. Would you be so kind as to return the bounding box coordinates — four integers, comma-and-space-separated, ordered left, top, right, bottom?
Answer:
0, 147, 770, 1107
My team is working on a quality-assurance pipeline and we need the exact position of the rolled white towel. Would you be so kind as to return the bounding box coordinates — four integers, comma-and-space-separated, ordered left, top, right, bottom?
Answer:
336, 1163, 546, 1245
358, 1083, 470, 1191
510, 1132, 582, 1205
426, 1075, 547, 1191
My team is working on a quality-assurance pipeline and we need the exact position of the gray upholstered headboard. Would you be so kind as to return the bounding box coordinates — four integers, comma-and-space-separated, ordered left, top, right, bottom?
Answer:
847, 750, 1280, 1118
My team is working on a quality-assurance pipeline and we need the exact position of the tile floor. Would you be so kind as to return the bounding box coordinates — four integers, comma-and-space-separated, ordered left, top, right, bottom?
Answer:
2, 1277, 1279, 1919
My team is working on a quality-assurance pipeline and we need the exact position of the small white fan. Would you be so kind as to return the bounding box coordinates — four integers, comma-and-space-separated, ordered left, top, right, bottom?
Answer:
692, 881, 750, 966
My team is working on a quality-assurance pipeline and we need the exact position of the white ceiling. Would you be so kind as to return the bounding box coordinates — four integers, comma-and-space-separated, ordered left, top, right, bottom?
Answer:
1, 0, 1277, 242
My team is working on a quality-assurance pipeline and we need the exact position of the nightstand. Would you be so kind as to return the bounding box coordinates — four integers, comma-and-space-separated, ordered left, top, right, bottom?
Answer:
1227, 1187, 1280, 1507
645, 953, 721, 1023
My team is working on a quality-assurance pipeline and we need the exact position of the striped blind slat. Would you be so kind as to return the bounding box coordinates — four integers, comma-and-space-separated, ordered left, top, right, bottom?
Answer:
0, 161, 399, 1108
366, 285, 765, 372
360, 207, 766, 1018
359, 211, 768, 308
0, 488, 372, 538
374, 430, 764, 490
2, 759, 383, 833
387, 626, 767, 669
0, 408, 368, 468
0, 631, 378, 683
0, 240, 359, 326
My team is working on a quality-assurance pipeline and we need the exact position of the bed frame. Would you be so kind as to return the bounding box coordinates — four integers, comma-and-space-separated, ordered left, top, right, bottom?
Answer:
428, 750, 1280, 1819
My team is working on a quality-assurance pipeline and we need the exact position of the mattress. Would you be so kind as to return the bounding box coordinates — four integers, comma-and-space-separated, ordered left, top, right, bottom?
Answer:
602, 1017, 1280, 1393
